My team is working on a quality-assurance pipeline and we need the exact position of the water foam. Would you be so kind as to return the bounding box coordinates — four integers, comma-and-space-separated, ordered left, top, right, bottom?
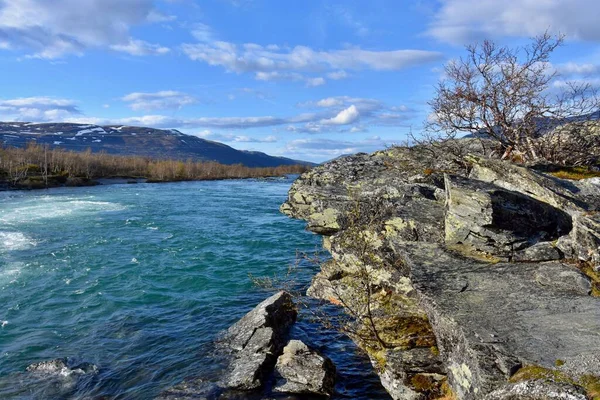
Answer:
0, 232, 36, 251
0, 198, 125, 225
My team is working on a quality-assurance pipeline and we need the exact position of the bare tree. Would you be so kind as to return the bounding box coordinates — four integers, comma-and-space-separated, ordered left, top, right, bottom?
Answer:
427, 32, 600, 164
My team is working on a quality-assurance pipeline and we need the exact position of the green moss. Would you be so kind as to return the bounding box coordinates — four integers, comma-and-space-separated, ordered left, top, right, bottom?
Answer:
550, 166, 600, 181
572, 260, 600, 297
510, 365, 572, 383
555, 359, 565, 367
580, 375, 600, 400
510, 365, 600, 400
411, 373, 439, 392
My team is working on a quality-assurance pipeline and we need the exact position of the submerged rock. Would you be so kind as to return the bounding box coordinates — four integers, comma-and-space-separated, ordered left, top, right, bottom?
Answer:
18, 358, 99, 399
26, 358, 98, 377
273, 340, 336, 397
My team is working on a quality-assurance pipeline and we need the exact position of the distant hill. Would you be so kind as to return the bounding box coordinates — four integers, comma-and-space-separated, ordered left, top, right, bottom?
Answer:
0, 122, 313, 168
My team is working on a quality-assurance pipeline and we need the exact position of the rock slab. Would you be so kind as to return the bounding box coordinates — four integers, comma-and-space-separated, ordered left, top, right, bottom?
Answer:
273, 340, 336, 397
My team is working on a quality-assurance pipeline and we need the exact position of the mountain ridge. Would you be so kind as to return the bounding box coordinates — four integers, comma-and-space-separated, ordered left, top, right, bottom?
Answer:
0, 122, 313, 168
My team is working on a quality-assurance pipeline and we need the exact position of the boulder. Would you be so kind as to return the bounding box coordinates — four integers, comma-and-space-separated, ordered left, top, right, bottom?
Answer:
220, 291, 297, 390
444, 175, 572, 258
273, 340, 336, 397
465, 155, 588, 212
560, 213, 600, 266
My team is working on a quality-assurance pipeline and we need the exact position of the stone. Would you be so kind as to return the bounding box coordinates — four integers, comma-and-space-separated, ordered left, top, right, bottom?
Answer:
444, 174, 572, 257
403, 242, 600, 399
273, 340, 336, 397
512, 242, 563, 262
283, 147, 600, 400
533, 263, 591, 295
465, 155, 588, 212
484, 380, 587, 400
219, 291, 297, 390
21, 358, 98, 399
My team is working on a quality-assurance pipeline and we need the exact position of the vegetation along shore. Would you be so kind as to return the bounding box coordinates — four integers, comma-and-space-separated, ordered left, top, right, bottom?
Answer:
0, 143, 309, 190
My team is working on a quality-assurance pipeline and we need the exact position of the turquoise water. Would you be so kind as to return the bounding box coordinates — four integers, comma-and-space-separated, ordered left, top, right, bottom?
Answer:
0, 178, 389, 399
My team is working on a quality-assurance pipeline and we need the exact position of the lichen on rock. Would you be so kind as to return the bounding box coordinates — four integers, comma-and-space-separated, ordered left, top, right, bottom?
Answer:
281, 145, 600, 399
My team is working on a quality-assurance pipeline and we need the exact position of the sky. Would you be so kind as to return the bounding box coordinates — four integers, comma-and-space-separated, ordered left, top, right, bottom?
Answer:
1, 0, 600, 162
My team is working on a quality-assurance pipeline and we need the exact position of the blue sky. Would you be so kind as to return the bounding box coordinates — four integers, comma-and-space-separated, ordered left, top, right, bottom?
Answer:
1, 0, 600, 162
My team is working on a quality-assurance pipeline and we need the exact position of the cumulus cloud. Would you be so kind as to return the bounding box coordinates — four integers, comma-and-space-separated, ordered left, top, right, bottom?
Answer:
0, 97, 80, 121
322, 105, 360, 125
290, 96, 412, 132
0, 0, 170, 58
122, 91, 197, 111
427, 0, 600, 45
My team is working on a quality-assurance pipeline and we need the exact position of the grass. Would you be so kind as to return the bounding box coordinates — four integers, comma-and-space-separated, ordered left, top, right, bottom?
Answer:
549, 166, 600, 181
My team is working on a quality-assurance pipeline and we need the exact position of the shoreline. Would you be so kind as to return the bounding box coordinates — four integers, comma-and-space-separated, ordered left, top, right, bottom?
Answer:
0, 173, 297, 192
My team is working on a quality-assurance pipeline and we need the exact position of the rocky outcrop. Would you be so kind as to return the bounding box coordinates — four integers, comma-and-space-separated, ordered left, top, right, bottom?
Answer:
281, 145, 600, 399
444, 174, 572, 258
273, 340, 336, 396
159, 291, 339, 399
219, 291, 297, 390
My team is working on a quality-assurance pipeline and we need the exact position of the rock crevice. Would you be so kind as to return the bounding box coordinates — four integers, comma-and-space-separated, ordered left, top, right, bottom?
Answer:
281, 146, 600, 399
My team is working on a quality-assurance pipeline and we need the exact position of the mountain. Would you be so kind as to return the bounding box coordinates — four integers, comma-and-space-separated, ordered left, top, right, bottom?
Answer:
0, 122, 313, 168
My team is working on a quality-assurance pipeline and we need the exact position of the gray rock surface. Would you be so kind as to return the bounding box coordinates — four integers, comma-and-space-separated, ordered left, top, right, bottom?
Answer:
157, 291, 297, 398
484, 380, 588, 400
281, 146, 600, 399
273, 340, 336, 396
444, 175, 572, 257
220, 291, 297, 390
403, 242, 600, 399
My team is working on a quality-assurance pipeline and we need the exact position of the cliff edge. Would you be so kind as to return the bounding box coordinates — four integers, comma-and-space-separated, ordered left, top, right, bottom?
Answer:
281, 144, 600, 399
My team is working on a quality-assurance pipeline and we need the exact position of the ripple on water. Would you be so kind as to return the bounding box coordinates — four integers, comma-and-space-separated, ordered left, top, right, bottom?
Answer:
0, 181, 391, 399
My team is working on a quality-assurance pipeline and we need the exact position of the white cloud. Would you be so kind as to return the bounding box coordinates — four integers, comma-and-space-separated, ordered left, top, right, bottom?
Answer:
0, 93, 411, 133
195, 130, 278, 143
146, 10, 176, 23
289, 96, 412, 133
0, 0, 170, 58
110, 39, 170, 56
306, 77, 326, 87
555, 62, 600, 76
191, 23, 214, 42
322, 105, 360, 125
122, 91, 197, 111
332, 6, 370, 37
327, 70, 349, 80
284, 136, 389, 159
182, 39, 443, 84
0, 96, 80, 121
427, 0, 600, 45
